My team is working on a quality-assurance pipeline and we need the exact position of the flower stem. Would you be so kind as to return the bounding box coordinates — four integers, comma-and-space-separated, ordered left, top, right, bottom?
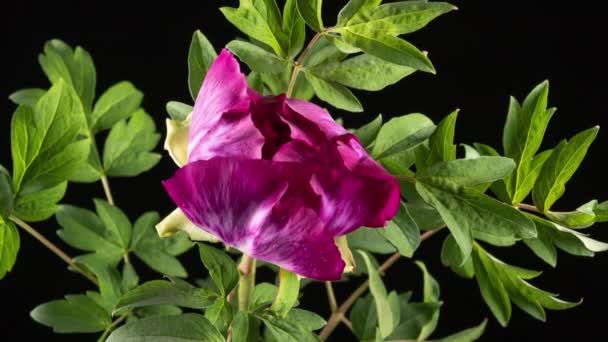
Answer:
9, 215, 98, 285
286, 31, 325, 98
100, 175, 115, 206
516, 202, 542, 214
319, 227, 445, 340
325, 281, 338, 313
98, 312, 129, 342
238, 254, 256, 311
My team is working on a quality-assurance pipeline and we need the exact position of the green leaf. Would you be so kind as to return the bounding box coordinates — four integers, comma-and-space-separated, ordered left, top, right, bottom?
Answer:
56, 204, 123, 262
285, 308, 326, 331
310, 54, 415, 91
94, 198, 131, 249
354, 114, 383, 147
594, 201, 608, 222
227, 40, 287, 74
340, 27, 435, 72
205, 298, 233, 333
257, 312, 319, 342
270, 268, 300, 317
107, 313, 224, 342
415, 178, 535, 259
428, 110, 458, 164
198, 243, 239, 296
13, 181, 67, 222
532, 126, 599, 212
358, 250, 395, 338
296, 0, 323, 32
378, 203, 420, 257
11, 81, 88, 194
188, 30, 218, 100
388, 302, 441, 340
130, 305, 182, 321
9, 88, 46, 108
510, 149, 553, 204
472, 243, 579, 326
337, 0, 381, 27
372, 113, 435, 171
350, 295, 379, 341
431, 319, 487, 342
305, 72, 363, 112
0, 222, 19, 280
0, 168, 15, 219
416, 261, 440, 341
348, 228, 396, 254
338, 2, 456, 36
440, 234, 474, 279
283, 0, 306, 58
77, 254, 123, 304
31, 294, 110, 333
133, 243, 188, 278
221, 3, 287, 57
115, 279, 217, 313
166, 101, 193, 121
38, 40, 97, 112
91, 81, 143, 132
251, 282, 279, 310
122, 262, 139, 292
418, 157, 516, 187
546, 200, 598, 229
232, 312, 256, 342
103, 109, 161, 177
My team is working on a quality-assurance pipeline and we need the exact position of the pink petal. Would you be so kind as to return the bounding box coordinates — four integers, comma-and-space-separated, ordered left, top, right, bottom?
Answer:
282, 98, 347, 144
188, 49, 264, 161
163, 157, 344, 280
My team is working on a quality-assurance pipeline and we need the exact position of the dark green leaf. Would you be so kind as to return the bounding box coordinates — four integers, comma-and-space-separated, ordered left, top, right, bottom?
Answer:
378, 203, 420, 257
440, 234, 474, 279
198, 243, 239, 296
283, 0, 306, 58
30, 294, 110, 333
94, 198, 131, 249
188, 30, 217, 100
354, 114, 383, 147
311, 54, 415, 91
115, 279, 216, 313
348, 228, 396, 254
103, 109, 161, 177
227, 40, 288, 74
306, 72, 363, 112
0, 167, 14, 219
428, 110, 458, 164
296, 0, 323, 32
77, 254, 123, 304
107, 313, 224, 342
232, 311, 254, 342
257, 312, 319, 342
251, 282, 279, 310
91, 81, 143, 132
350, 295, 379, 341
388, 302, 441, 340
13, 182, 67, 222
134, 247, 188, 278
416, 261, 440, 340
0, 221, 19, 280
122, 262, 139, 292
9, 88, 46, 108
532, 126, 599, 212
205, 298, 233, 333
418, 157, 516, 187
359, 250, 395, 338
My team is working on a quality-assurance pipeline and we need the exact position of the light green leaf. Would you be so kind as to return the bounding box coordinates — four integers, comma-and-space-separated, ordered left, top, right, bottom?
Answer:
532, 126, 599, 212
472, 243, 579, 326
306, 72, 363, 112
337, 0, 381, 27
283, 0, 306, 58
546, 200, 598, 229
416, 178, 536, 260
115, 279, 217, 313
418, 157, 516, 187
431, 319, 487, 342
251, 282, 280, 310
0, 168, 14, 219
311, 54, 415, 91
341, 27, 435, 72
388, 302, 441, 340
9, 88, 46, 108
232, 312, 253, 342
134, 246, 188, 278
296, 0, 323, 32
165, 101, 192, 121
188, 30, 218, 100
427, 110, 458, 164
257, 312, 319, 342
94, 198, 131, 249
594, 201, 608, 222
440, 234, 474, 279
270, 268, 300, 317
103, 109, 161, 177
56, 204, 123, 262
205, 298, 233, 333
91, 81, 143, 132
302, 36, 347, 67
354, 114, 383, 147
378, 203, 420, 257
350, 295, 379, 341
416, 261, 440, 341
221, 3, 287, 57
358, 250, 394, 338
511, 149, 553, 204
30, 294, 110, 333
107, 313, 224, 342
77, 254, 123, 304
11, 81, 88, 194
122, 262, 139, 292
198, 243, 239, 296
285, 308, 326, 331
13, 182, 67, 222
348, 228, 396, 254
227, 40, 287, 74
0, 222, 19, 280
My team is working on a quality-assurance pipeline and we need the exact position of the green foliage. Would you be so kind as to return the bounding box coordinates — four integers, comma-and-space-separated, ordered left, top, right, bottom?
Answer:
0, 167, 13, 219
8, 88, 46, 108
306, 72, 363, 112
198, 244, 239, 297
354, 114, 383, 148
358, 250, 395, 338
0, 222, 20, 280
227, 40, 288, 74
31, 294, 111, 333
92, 81, 143, 132
427, 110, 458, 164
188, 30, 218, 100
270, 269, 300, 317
378, 202, 421, 257
107, 313, 224, 342
431, 319, 487, 342
296, 0, 323, 32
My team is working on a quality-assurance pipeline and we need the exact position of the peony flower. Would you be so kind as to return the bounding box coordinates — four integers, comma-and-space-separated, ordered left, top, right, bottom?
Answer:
162, 49, 400, 280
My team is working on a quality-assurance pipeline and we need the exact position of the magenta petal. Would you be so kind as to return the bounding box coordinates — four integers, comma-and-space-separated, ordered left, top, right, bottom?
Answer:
283, 98, 347, 143
188, 49, 264, 161
163, 157, 344, 280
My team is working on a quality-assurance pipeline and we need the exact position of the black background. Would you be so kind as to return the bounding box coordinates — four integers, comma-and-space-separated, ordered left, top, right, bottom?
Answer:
2, 1, 608, 341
